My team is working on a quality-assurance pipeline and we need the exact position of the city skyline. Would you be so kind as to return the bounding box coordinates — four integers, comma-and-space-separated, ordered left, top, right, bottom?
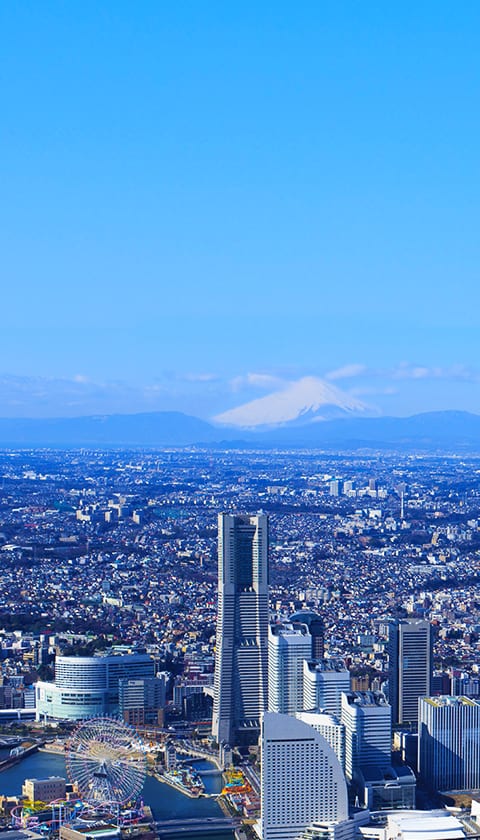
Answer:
2, 3, 480, 419
2, 446, 480, 831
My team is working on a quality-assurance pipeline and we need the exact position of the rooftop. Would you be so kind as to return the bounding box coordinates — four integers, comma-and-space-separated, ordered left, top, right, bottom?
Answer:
422, 695, 479, 708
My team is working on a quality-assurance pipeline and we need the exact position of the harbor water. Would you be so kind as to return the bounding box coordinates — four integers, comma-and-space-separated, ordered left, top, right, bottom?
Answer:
0, 749, 234, 839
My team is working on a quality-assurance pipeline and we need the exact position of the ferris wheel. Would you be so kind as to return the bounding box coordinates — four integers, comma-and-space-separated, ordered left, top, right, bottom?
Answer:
66, 717, 147, 805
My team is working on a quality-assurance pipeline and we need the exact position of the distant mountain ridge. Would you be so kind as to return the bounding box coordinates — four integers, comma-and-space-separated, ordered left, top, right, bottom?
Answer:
0, 409, 480, 450
0, 412, 222, 447
258, 410, 480, 449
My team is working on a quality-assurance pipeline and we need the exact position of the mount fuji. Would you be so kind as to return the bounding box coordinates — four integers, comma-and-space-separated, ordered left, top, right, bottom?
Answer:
214, 376, 371, 429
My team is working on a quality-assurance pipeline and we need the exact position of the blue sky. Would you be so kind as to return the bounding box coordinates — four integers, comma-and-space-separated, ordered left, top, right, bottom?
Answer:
1, 2, 480, 419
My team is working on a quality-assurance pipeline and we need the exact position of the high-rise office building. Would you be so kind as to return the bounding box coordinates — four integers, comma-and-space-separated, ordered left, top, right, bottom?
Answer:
268, 622, 312, 714
418, 696, 480, 791
341, 691, 392, 781
303, 659, 351, 717
119, 675, 167, 726
342, 692, 415, 811
289, 610, 325, 659
388, 618, 432, 725
259, 711, 348, 840
330, 480, 342, 497
212, 513, 269, 746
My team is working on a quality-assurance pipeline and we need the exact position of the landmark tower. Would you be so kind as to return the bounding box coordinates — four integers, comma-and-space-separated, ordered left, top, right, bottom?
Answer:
212, 513, 269, 745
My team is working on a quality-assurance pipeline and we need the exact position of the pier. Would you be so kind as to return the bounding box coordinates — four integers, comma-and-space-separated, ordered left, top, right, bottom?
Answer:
0, 743, 41, 772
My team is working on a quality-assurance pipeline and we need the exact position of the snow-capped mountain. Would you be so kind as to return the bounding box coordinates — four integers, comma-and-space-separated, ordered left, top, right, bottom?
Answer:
214, 376, 370, 429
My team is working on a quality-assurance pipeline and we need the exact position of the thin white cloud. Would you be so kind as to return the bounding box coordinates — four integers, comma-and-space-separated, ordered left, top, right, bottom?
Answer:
181, 372, 220, 383
0, 374, 148, 417
229, 372, 286, 393
143, 384, 164, 394
331, 362, 480, 383
392, 363, 479, 382
350, 386, 398, 397
411, 367, 430, 380
325, 363, 367, 381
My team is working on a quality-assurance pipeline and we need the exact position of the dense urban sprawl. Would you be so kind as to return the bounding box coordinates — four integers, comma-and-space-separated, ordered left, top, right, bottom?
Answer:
1, 447, 480, 706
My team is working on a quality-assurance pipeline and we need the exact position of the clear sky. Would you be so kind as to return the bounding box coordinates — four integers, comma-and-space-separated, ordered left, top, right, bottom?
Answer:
1, 2, 480, 420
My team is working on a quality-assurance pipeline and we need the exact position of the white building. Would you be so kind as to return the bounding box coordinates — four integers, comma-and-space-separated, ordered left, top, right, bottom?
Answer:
268, 623, 312, 714
354, 809, 468, 840
301, 820, 354, 840
36, 653, 155, 721
296, 710, 345, 771
418, 695, 480, 791
303, 659, 350, 717
341, 691, 391, 781
384, 812, 465, 840
213, 513, 269, 746
258, 711, 348, 840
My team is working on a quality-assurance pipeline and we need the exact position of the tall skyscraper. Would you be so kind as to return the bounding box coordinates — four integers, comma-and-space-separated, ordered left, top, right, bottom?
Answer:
268, 622, 312, 714
419, 696, 480, 791
212, 513, 269, 746
388, 618, 432, 725
341, 691, 392, 781
259, 711, 349, 840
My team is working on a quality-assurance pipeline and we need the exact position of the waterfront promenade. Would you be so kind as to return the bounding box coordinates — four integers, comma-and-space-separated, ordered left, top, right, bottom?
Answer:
0, 749, 233, 838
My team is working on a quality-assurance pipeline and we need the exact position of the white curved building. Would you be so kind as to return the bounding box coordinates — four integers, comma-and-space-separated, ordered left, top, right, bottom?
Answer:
36, 653, 155, 721
54, 656, 109, 689
259, 711, 348, 840
296, 710, 346, 772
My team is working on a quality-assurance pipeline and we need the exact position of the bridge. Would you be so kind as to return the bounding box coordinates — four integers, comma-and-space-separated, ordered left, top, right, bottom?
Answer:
155, 816, 238, 836
195, 767, 222, 775
174, 742, 223, 769
176, 758, 222, 776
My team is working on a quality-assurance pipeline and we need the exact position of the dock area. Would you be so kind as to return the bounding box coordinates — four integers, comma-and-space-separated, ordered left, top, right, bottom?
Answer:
0, 743, 41, 772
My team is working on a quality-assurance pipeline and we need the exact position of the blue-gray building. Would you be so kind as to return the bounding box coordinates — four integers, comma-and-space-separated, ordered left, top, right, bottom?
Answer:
419, 695, 480, 791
